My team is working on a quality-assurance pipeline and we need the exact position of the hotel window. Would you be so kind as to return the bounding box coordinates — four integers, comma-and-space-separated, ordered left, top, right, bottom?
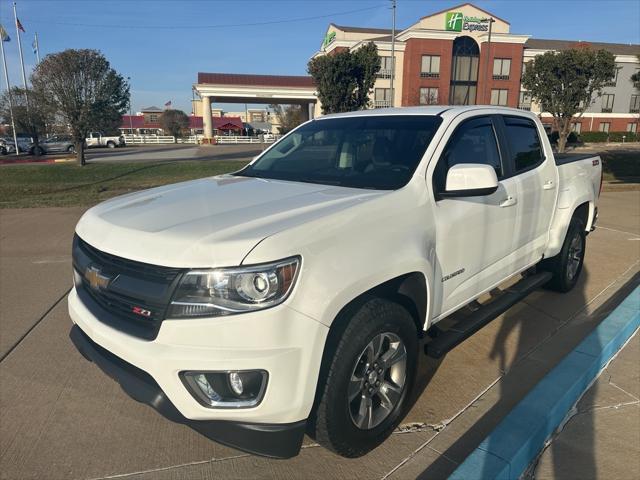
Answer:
378, 56, 394, 78
599, 122, 610, 133
518, 91, 531, 110
374, 88, 392, 108
630, 95, 640, 113
421, 55, 440, 78
419, 87, 438, 105
492, 58, 511, 80
627, 123, 637, 133
571, 122, 582, 134
601, 94, 614, 113
149, 113, 158, 122
490, 89, 508, 106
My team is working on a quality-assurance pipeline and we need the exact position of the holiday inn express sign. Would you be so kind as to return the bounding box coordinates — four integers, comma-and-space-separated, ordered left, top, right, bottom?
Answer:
445, 11, 489, 32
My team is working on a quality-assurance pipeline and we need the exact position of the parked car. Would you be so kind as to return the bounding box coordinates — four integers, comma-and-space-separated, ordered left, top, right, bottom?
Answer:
68, 106, 602, 459
2, 136, 31, 153
30, 135, 76, 155
85, 131, 125, 148
0, 138, 7, 155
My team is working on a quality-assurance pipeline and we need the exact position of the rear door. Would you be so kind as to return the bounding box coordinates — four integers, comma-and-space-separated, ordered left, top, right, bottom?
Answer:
429, 114, 520, 317
497, 115, 558, 267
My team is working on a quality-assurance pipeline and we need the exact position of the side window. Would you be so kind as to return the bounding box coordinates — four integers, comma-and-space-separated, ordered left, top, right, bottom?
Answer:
502, 116, 544, 173
434, 117, 502, 193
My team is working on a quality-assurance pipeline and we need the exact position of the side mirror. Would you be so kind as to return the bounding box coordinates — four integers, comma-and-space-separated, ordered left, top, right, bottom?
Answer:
441, 163, 499, 198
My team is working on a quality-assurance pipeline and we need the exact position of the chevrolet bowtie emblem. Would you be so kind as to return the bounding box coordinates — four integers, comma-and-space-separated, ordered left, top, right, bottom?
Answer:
84, 266, 112, 290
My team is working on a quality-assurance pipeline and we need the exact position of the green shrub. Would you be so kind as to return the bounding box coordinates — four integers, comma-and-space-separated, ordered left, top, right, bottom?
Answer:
548, 131, 580, 145
579, 131, 638, 143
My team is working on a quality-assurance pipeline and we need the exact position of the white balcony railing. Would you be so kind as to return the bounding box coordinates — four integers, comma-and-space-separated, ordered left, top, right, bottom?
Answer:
374, 100, 392, 108
377, 69, 393, 78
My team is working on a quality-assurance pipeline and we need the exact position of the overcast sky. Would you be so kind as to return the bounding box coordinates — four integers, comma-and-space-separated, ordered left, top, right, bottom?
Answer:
1, 0, 639, 114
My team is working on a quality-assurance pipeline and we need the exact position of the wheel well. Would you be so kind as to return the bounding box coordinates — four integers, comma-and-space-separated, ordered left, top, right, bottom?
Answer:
573, 202, 590, 229
330, 273, 427, 340
306, 273, 428, 434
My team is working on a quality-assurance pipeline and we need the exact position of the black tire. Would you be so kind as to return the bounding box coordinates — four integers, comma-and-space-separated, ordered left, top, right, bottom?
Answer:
67, 145, 76, 153
31, 146, 44, 156
106, 141, 116, 149
309, 298, 418, 458
540, 216, 586, 292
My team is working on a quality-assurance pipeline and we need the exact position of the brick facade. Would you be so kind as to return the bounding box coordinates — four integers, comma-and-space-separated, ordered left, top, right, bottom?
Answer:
477, 42, 524, 108
402, 38, 453, 106
401, 37, 524, 108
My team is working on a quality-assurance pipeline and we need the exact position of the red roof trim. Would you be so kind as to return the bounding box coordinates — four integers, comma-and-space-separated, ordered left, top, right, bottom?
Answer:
197, 72, 315, 88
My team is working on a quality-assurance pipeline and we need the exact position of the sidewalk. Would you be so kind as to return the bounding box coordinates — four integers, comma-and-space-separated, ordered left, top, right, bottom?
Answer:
532, 332, 640, 479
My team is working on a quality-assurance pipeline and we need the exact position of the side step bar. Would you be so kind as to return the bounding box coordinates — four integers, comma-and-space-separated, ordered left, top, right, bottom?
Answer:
425, 271, 553, 359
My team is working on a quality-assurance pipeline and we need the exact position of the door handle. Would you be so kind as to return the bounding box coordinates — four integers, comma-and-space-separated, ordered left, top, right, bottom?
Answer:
543, 180, 555, 190
500, 195, 517, 207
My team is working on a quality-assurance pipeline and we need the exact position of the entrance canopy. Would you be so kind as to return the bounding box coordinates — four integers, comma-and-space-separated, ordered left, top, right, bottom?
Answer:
194, 72, 317, 139
194, 72, 317, 105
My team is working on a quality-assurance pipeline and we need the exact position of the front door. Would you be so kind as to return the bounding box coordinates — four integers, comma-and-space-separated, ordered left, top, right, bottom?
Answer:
429, 114, 519, 317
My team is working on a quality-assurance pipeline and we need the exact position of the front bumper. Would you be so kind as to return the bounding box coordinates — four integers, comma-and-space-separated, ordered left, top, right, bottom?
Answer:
67, 287, 329, 457
70, 325, 306, 458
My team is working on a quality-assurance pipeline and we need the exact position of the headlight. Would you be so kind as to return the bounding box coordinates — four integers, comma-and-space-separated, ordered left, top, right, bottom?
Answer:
168, 257, 300, 318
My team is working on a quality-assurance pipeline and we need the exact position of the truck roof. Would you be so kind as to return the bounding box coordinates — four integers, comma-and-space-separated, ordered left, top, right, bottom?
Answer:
316, 105, 539, 121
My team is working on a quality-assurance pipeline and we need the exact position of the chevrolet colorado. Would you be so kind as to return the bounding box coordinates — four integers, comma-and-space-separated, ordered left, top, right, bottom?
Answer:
69, 106, 602, 459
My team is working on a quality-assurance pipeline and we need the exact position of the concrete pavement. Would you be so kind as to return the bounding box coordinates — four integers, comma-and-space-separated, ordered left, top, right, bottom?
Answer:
0, 191, 638, 479
532, 330, 639, 480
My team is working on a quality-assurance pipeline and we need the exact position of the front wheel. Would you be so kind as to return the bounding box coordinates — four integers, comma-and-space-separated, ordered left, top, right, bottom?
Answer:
540, 216, 586, 292
309, 298, 418, 457
67, 145, 76, 154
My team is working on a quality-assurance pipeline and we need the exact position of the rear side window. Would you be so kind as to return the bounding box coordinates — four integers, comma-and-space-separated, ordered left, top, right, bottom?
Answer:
433, 116, 502, 193
503, 116, 543, 172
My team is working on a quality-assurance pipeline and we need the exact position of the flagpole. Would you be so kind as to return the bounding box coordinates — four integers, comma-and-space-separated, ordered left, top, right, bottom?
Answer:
34, 32, 40, 63
12, 2, 27, 90
0, 36, 20, 156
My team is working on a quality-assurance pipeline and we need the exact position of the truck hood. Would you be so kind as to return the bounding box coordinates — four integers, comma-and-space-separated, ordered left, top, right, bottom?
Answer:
76, 175, 384, 267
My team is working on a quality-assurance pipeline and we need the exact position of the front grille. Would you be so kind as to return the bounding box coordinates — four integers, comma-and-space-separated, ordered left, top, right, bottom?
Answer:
73, 235, 186, 340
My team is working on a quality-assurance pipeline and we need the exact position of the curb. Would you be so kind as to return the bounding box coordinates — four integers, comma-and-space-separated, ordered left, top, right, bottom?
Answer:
0, 156, 74, 165
450, 286, 640, 480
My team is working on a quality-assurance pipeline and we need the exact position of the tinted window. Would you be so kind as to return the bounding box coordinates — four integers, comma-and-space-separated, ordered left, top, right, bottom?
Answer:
237, 116, 442, 190
434, 117, 502, 192
503, 116, 543, 172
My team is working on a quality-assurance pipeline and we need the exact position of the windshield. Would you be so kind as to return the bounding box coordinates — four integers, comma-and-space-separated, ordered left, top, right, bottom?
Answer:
236, 115, 442, 190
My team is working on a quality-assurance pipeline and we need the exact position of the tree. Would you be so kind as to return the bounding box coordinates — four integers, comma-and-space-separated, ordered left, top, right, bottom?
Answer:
0, 87, 53, 154
308, 42, 381, 114
269, 104, 303, 134
159, 109, 189, 139
522, 47, 616, 152
631, 54, 640, 92
31, 49, 129, 165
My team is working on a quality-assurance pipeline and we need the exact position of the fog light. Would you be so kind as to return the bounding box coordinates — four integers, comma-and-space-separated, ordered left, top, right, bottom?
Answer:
180, 370, 268, 408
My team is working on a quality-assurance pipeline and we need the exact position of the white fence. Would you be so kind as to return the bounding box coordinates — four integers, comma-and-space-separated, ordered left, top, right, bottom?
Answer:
123, 134, 280, 145
123, 134, 176, 144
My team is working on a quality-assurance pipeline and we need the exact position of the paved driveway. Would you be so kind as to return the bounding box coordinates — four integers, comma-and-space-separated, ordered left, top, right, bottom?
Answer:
0, 191, 638, 479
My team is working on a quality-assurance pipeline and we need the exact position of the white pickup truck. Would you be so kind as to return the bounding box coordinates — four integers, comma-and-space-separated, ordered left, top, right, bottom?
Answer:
85, 131, 125, 149
69, 106, 602, 459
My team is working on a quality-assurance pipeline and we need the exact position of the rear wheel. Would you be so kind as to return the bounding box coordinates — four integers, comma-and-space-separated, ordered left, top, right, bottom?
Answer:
309, 298, 418, 457
106, 141, 116, 149
67, 145, 76, 153
540, 216, 586, 292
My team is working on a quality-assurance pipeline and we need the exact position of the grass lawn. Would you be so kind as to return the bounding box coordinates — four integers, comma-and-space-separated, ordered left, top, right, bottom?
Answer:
0, 160, 246, 208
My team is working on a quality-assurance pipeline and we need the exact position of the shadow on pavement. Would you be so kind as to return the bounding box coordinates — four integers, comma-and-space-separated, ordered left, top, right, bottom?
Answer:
417, 269, 639, 479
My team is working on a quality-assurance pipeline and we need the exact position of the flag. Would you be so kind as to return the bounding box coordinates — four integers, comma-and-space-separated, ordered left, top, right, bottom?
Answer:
164, 100, 172, 107
31, 36, 37, 54
0, 25, 10, 42
16, 18, 25, 33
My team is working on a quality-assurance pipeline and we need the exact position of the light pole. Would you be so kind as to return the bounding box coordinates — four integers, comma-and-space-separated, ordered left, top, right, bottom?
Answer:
481, 17, 495, 105
390, 0, 396, 107
127, 77, 134, 136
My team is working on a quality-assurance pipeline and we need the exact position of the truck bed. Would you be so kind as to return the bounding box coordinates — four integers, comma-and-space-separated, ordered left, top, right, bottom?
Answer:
554, 153, 599, 166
